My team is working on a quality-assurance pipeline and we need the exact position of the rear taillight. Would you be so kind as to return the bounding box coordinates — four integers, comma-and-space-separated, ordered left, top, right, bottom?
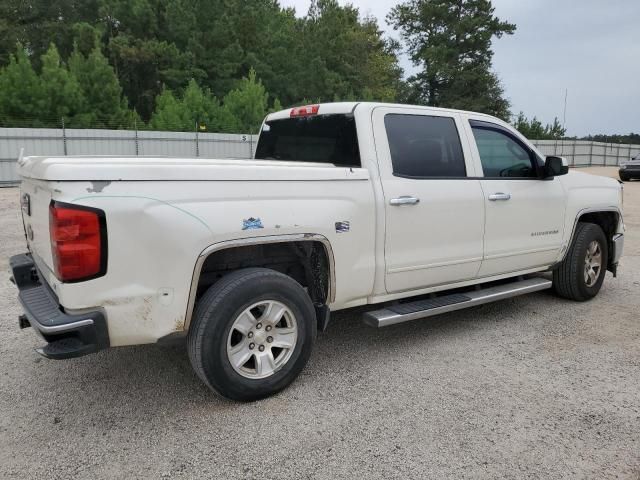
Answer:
49, 202, 107, 282
290, 104, 320, 117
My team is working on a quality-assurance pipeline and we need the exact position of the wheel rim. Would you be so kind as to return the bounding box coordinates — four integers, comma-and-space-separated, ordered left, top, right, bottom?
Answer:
226, 300, 298, 380
584, 240, 603, 287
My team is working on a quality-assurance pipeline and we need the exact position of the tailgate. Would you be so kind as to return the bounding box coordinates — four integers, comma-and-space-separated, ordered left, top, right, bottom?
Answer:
20, 178, 54, 272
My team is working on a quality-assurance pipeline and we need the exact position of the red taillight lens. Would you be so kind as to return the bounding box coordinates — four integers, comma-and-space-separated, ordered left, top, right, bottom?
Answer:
290, 104, 320, 117
49, 202, 106, 282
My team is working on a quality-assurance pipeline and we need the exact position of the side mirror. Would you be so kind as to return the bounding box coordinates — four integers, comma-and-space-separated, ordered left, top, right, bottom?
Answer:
544, 156, 569, 178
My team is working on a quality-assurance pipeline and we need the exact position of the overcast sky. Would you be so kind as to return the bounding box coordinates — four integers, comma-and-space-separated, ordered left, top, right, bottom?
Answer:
279, 0, 639, 136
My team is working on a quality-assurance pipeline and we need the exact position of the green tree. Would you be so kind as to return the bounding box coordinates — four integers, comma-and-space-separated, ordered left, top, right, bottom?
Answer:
106, 36, 195, 120
0, 0, 408, 127
0, 46, 45, 126
0, 0, 102, 68
99, 0, 198, 119
150, 79, 223, 131
39, 44, 89, 127
514, 112, 566, 140
547, 118, 566, 139
149, 88, 184, 130
69, 43, 136, 128
220, 69, 274, 133
581, 133, 640, 145
297, 0, 404, 103
389, 0, 515, 118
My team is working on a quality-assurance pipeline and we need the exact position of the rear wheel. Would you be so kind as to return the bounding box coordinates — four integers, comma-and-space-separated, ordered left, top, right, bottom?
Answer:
188, 268, 316, 401
553, 222, 608, 301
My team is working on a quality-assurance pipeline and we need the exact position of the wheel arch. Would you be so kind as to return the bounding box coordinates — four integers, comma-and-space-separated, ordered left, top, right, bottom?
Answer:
183, 234, 336, 331
564, 208, 622, 273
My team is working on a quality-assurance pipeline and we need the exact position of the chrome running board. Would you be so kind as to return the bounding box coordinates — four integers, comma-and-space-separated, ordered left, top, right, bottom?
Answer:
363, 277, 552, 328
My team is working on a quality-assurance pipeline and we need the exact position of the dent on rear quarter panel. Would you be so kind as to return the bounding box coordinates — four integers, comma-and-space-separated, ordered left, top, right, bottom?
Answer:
49, 166, 375, 346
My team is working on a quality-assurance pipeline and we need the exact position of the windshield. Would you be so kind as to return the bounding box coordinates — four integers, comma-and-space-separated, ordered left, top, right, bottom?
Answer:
255, 114, 360, 167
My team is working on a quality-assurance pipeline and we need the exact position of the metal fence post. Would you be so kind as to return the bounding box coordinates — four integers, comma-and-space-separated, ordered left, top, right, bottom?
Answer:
572, 138, 577, 166
61, 117, 67, 156
134, 119, 139, 156
195, 121, 200, 157
589, 141, 593, 166
616, 142, 621, 166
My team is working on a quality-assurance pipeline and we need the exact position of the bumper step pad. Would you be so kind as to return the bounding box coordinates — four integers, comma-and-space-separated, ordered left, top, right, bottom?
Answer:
36, 337, 98, 360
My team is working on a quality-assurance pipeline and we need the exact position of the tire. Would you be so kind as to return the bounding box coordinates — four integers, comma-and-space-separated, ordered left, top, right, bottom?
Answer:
619, 173, 629, 182
187, 268, 316, 401
553, 222, 608, 301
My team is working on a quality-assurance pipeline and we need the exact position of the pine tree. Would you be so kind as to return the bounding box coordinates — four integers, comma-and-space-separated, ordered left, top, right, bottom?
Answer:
39, 44, 89, 127
298, 0, 403, 103
150, 79, 224, 132
69, 44, 135, 128
514, 112, 566, 140
0, 45, 46, 126
389, 0, 515, 119
182, 78, 231, 132
149, 88, 185, 130
221, 69, 272, 133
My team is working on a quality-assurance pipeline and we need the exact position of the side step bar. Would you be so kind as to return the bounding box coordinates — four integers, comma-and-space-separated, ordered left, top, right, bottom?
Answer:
363, 277, 552, 328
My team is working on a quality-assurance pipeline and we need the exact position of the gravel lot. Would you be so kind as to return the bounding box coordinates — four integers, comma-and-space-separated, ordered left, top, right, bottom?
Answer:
1, 167, 638, 479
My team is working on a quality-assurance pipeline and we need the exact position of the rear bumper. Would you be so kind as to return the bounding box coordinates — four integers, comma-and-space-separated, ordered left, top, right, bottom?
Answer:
9, 253, 109, 359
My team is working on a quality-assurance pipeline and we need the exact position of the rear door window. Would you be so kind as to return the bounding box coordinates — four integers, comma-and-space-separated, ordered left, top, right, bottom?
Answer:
384, 114, 466, 178
255, 114, 360, 167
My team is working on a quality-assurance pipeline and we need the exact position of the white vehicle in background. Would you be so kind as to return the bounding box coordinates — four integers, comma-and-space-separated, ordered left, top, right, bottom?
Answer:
10, 102, 624, 400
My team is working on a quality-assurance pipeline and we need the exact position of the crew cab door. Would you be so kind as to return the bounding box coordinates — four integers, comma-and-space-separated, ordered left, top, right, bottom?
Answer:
372, 107, 485, 293
464, 117, 566, 277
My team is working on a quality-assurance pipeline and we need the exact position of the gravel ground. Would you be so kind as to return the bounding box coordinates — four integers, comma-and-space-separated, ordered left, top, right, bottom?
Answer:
0, 168, 639, 479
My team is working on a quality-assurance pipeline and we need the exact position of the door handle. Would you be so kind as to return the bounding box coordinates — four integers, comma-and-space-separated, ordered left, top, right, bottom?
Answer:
488, 192, 511, 201
390, 196, 420, 206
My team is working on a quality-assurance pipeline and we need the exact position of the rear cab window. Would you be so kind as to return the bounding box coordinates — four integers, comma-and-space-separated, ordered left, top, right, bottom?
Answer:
255, 114, 360, 167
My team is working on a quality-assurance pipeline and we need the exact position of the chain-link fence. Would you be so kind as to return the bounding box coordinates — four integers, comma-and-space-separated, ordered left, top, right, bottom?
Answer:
1, 125, 639, 185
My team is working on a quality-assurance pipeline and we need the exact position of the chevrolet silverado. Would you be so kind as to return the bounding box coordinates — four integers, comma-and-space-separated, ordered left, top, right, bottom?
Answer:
10, 102, 625, 400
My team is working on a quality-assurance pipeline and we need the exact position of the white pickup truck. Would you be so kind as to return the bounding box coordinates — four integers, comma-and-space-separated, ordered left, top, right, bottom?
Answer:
10, 102, 624, 400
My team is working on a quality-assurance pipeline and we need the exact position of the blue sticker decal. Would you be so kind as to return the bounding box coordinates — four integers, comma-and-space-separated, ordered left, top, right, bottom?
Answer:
335, 221, 350, 233
242, 217, 264, 230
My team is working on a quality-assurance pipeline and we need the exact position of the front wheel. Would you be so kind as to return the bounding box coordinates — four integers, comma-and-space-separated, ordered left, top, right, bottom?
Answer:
187, 268, 316, 401
619, 173, 629, 182
553, 222, 608, 301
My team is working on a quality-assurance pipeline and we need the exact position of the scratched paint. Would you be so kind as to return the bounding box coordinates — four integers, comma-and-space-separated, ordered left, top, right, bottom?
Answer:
86, 181, 112, 193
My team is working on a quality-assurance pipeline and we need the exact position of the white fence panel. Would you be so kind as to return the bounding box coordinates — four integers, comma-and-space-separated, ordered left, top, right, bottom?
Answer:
137, 130, 198, 157
0, 128, 67, 183
531, 139, 640, 167
2, 126, 639, 185
66, 129, 138, 156
197, 133, 255, 159
0, 127, 259, 184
